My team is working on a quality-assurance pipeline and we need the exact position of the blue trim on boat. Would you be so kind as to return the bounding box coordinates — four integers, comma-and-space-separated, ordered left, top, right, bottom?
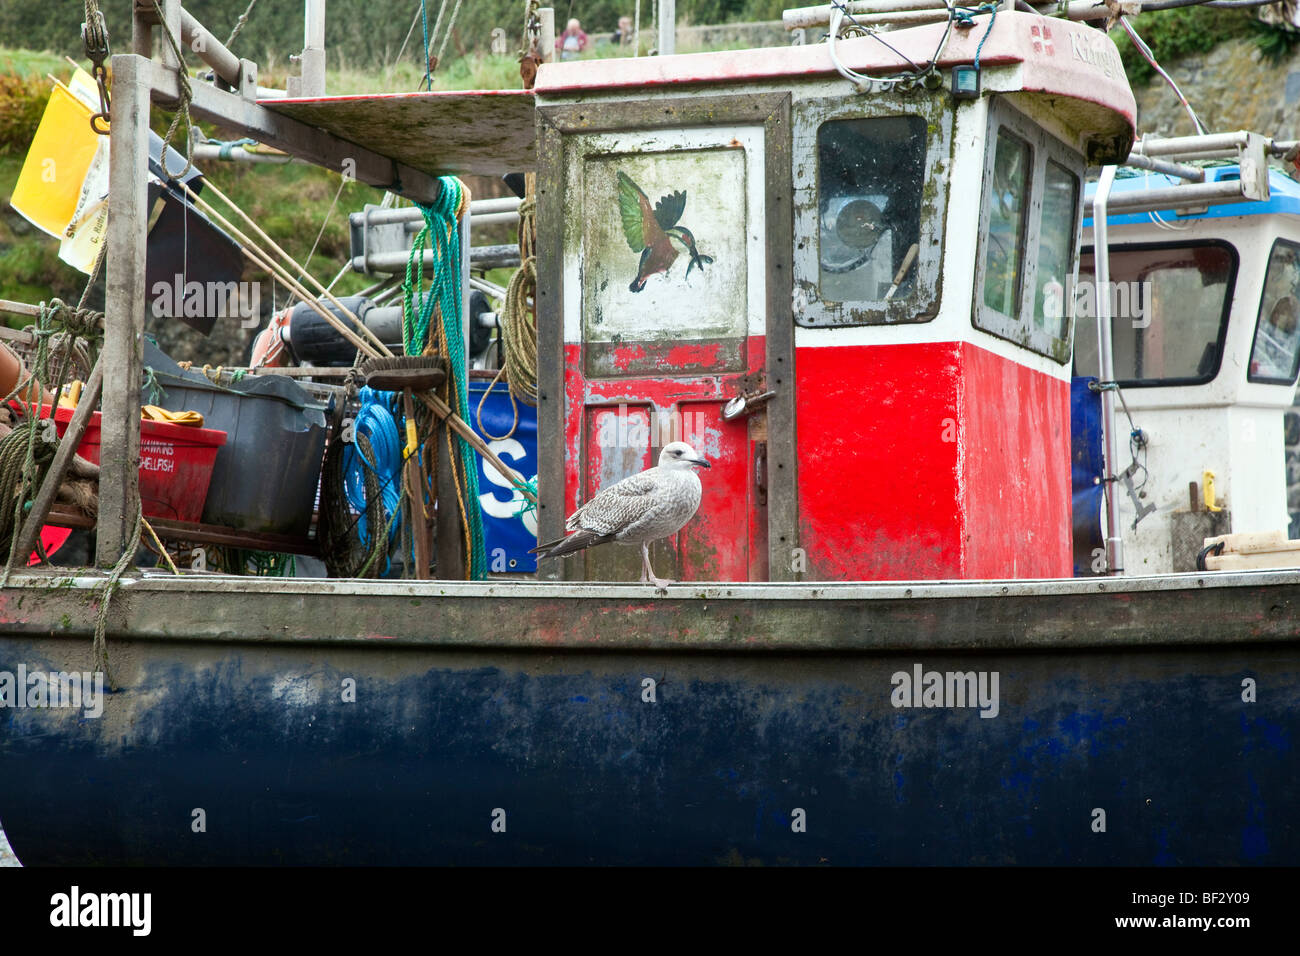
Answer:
1085, 167, 1300, 227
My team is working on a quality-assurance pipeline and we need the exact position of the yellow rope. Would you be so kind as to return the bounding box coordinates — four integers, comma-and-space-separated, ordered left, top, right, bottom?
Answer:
475, 366, 519, 442
500, 175, 538, 405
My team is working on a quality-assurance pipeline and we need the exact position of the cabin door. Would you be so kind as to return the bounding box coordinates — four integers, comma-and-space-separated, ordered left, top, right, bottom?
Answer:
537, 96, 794, 584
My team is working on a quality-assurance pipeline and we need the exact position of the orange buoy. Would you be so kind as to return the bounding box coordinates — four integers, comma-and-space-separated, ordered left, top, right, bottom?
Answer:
0, 342, 55, 407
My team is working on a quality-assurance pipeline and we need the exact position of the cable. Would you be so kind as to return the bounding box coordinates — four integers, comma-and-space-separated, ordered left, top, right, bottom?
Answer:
832, 0, 923, 72
1118, 16, 1206, 135
826, 0, 956, 92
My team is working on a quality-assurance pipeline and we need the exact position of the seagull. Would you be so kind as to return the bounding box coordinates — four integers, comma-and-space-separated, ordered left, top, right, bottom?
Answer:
530, 441, 711, 590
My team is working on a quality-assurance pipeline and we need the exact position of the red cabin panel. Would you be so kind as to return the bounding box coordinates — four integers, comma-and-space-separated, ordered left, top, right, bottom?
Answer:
795, 341, 1071, 580
959, 342, 1072, 579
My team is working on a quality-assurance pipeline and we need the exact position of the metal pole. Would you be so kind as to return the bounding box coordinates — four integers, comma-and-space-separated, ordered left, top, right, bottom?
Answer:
658, 0, 676, 55
461, 205, 471, 364
1091, 164, 1124, 577
292, 0, 326, 97
98, 54, 151, 567
538, 8, 556, 63
180, 9, 243, 87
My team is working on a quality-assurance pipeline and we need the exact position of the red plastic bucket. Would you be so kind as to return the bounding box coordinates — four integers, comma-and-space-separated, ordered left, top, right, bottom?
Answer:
43, 405, 228, 523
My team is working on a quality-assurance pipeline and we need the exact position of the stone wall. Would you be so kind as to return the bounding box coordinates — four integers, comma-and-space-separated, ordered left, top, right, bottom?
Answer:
1130, 36, 1300, 140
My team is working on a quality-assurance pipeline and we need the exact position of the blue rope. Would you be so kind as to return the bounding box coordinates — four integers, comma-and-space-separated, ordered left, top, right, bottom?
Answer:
974, 4, 997, 72
952, 4, 1000, 73
216, 137, 257, 159
342, 387, 403, 571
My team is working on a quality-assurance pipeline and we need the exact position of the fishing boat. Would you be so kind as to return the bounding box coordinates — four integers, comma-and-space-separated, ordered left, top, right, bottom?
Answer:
1, 0, 1298, 865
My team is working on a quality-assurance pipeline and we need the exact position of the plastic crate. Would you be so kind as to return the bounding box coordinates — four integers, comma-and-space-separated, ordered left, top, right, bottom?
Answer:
48, 405, 227, 523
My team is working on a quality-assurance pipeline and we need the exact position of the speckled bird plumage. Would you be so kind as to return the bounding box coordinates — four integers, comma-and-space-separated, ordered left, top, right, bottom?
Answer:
530, 441, 711, 589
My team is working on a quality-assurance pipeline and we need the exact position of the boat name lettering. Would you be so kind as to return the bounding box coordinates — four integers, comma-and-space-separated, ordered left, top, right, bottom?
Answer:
1069, 33, 1121, 79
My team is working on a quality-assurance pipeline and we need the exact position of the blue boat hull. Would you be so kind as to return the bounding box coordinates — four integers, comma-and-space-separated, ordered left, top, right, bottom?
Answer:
1, 575, 1296, 865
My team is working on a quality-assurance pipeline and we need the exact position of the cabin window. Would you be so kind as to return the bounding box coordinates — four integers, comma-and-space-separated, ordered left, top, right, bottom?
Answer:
1073, 241, 1238, 386
816, 116, 926, 303
1247, 239, 1300, 385
971, 100, 1084, 364
792, 98, 951, 327
982, 130, 1031, 316
1034, 162, 1079, 339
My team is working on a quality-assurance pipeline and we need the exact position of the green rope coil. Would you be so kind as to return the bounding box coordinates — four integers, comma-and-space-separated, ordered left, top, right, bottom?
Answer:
401, 176, 489, 580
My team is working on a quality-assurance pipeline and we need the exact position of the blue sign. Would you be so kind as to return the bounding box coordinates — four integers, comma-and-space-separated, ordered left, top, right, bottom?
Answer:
468, 379, 538, 573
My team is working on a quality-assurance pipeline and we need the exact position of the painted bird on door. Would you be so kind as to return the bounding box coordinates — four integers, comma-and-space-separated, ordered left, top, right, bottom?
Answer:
616, 170, 714, 292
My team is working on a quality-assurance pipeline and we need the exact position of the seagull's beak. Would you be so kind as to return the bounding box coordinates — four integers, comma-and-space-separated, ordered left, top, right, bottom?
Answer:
690, 457, 711, 469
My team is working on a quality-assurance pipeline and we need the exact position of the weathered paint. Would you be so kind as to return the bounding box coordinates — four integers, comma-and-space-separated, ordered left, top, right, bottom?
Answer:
0, 574, 1296, 865
565, 338, 766, 584
535, 14, 1134, 163
961, 341, 1072, 578
795, 341, 1071, 580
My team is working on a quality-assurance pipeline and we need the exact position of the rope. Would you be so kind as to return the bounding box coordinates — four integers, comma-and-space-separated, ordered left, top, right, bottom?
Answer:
435, 0, 464, 68
0, 423, 56, 550
141, 516, 180, 574
970, 4, 997, 73
225, 0, 259, 49
476, 366, 519, 442
91, 503, 142, 690
151, 0, 195, 181
320, 425, 387, 578
285, 176, 348, 310
0, 298, 101, 579
501, 178, 538, 406
342, 389, 403, 560
402, 177, 488, 579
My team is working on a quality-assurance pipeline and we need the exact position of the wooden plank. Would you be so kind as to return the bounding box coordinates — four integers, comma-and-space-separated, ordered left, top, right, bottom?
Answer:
47, 506, 318, 556
263, 90, 537, 178
1206, 551, 1300, 571
535, 118, 565, 580
435, 420, 466, 580
148, 62, 444, 203
760, 95, 797, 583
1207, 530, 1295, 554
98, 54, 151, 567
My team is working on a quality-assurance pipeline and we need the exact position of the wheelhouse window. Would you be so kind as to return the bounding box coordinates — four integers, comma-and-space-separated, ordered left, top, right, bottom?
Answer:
981, 130, 1030, 316
972, 100, 1083, 364
817, 115, 926, 304
1034, 161, 1080, 340
1073, 241, 1238, 386
792, 98, 951, 328
1247, 239, 1300, 384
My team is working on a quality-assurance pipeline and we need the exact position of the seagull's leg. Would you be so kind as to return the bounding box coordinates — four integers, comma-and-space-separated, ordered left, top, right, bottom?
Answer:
642, 541, 673, 591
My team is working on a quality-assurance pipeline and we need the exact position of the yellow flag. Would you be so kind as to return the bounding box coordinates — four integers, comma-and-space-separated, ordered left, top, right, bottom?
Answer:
10, 79, 103, 239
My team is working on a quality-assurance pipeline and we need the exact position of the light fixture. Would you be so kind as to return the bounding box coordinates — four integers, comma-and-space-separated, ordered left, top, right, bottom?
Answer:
952, 65, 980, 100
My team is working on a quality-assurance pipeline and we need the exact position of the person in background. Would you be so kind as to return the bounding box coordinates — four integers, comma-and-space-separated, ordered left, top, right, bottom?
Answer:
557, 19, 589, 59
612, 15, 633, 46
